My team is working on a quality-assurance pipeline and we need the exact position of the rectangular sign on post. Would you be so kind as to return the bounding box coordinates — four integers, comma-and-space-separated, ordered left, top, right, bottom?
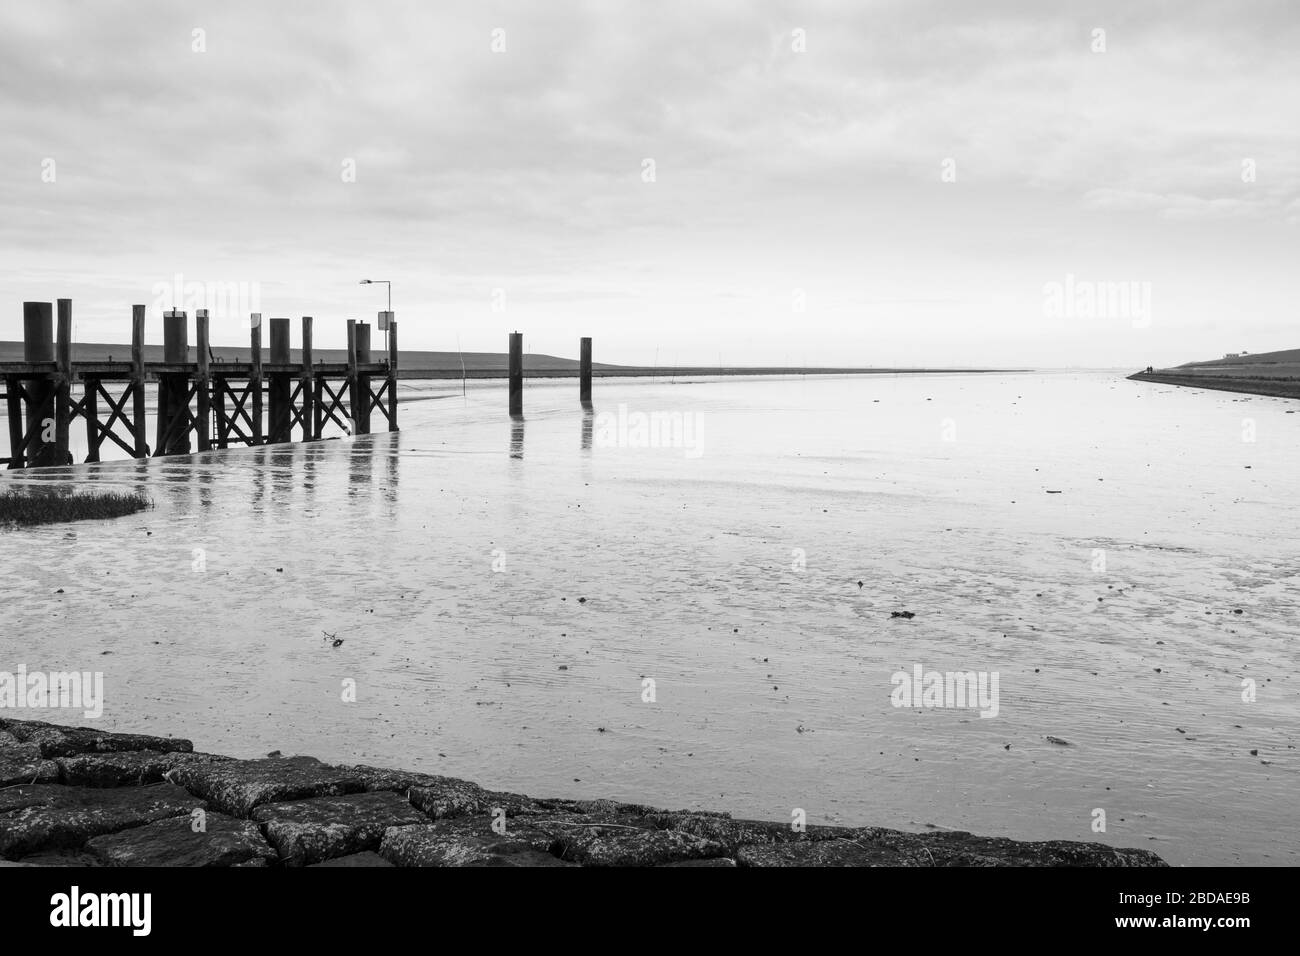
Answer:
378, 310, 393, 331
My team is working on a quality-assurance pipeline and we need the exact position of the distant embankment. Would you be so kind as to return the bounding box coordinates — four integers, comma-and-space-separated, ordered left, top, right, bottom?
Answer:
0, 341, 1017, 380
1128, 346, 1300, 399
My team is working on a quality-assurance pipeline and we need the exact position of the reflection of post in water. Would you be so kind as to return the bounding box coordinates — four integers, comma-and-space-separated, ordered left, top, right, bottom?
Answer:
302, 440, 321, 511
268, 443, 295, 470
581, 404, 593, 451
268, 442, 295, 508
195, 452, 216, 510
384, 435, 399, 505
251, 444, 271, 508
509, 416, 524, 460
348, 438, 374, 498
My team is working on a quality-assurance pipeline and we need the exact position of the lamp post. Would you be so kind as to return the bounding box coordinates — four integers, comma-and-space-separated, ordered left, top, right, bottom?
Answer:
359, 279, 392, 354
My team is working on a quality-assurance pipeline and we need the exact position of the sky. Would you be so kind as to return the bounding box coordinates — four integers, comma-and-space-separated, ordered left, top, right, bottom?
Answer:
1, 0, 1296, 368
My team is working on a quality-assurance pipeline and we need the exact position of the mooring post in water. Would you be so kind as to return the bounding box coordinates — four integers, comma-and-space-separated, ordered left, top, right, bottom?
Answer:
22, 302, 56, 467
195, 310, 211, 452
355, 322, 372, 435
301, 316, 315, 441
387, 318, 399, 432
55, 299, 72, 464
131, 305, 148, 456
267, 317, 291, 443
579, 336, 592, 405
509, 331, 523, 417
249, 314, 263, 445
346, 319, 358, 435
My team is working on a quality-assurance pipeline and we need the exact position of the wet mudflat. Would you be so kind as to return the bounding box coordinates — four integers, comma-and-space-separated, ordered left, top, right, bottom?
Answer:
2, 372, 1296, 865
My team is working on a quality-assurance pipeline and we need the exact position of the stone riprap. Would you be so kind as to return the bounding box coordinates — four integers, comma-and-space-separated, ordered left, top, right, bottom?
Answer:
0, 718, 1169, 867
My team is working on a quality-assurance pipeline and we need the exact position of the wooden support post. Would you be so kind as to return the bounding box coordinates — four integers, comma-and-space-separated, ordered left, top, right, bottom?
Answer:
387, 318, 399, 432
355, 322, 371, 435
5, 377, 23, 469
346, 319, 358, 435
157, 309, 190, 456
56, 299, 72, 464
268, 317, 291, 443
508, 331, 523, 417
83, 376, 101, 462
131, 305, 148, 457
214, 376, 228, 449
313, 376, 324, 440
22, 302, 55, 467
196, 310, 211, 452
154, 373, 169, 455
250, 314, 263, 445
579, 336, 592, 405
163, 309, 188, 363
301, 316, 314, 441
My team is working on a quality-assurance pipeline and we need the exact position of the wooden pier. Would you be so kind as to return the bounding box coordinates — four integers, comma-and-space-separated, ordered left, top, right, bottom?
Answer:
1, 301, 398, 469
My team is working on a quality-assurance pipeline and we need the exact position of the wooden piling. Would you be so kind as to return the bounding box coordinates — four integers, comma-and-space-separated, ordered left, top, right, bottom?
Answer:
508, 331, 523, 417
156, 310, 191, 456
56, 299, 72, 464
346, 319, 358, 435
4, 379, 22, 469
250, 315, 263, 445
196, 310, 211, 452
214, 374, 228, 449
22, 302, 55, 467
313, 376, 324, 440
301, 316, 314, 441
268, 317, 291, 443
387, 319, 399, 432
579, 336, 592, 405
83, 375, 100, 462
355, 322, 372, 435
131, 305, 148, 456
163, 309, 188, 363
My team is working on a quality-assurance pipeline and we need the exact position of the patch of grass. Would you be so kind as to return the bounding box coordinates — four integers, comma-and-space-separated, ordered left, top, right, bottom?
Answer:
0, 485, 152, 527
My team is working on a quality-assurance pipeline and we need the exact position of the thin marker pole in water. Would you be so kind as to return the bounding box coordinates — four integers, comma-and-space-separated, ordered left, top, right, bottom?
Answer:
457, 334, 466, 398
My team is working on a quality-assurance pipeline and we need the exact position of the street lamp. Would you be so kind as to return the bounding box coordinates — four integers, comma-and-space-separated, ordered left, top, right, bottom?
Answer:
359, 279, 392, 354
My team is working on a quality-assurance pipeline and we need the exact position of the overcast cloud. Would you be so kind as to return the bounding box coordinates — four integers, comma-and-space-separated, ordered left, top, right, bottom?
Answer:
1, 0, 1296, 367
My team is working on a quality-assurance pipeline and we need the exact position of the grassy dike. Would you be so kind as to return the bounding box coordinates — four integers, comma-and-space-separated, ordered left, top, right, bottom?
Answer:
1127, 370, 1300, 400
